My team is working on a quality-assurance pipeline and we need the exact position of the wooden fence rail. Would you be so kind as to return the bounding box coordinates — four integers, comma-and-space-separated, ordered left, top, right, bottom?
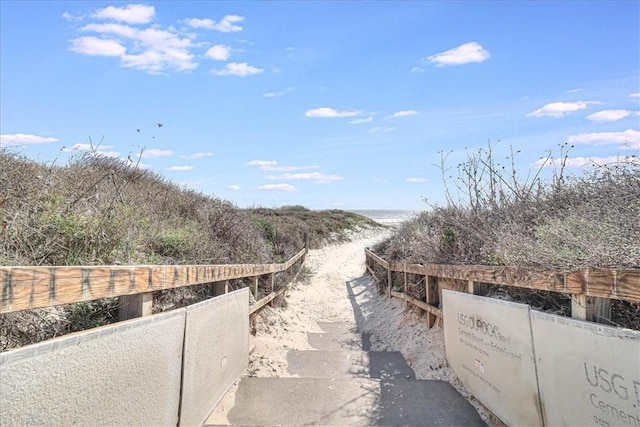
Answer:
0, 247, 307, 319
365, 248, 640, 326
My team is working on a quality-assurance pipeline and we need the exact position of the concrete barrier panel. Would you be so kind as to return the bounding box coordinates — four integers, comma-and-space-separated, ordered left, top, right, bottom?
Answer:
179, 288, 249, 427
0, 309, 185, 426
443, 290, 543, 426
531, 311, 640, 427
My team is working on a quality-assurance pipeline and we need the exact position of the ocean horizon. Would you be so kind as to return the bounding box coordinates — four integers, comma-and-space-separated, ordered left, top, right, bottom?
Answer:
346, 209, 418, 226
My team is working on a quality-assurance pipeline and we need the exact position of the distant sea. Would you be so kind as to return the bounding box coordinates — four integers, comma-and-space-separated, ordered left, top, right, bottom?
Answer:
347, 209, 418, 226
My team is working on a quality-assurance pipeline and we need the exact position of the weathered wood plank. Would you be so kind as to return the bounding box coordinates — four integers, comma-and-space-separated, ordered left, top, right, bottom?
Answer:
0, 249, 306, 314
390, 291, 443, 319
364, 249, 389, 269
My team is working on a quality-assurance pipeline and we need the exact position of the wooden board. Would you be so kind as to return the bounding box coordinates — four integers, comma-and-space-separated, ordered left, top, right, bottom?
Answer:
390, 291, 443, 319
1, 249, 306, 314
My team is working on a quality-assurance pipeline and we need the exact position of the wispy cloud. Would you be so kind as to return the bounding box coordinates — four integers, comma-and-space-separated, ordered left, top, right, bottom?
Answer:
305, 107, 361, 118
263, 87, 293, 98
247, 160, 319, 172
259, 183, 297, 192
205, 44, 231, 61
228, 184, 241, 191
533, 156, 639, 168
426, 42, 490, 67
629, 93, 640, 99
410, 66, 425, 73
168, 165, 194, 171
587, 109, 633, 122
212, 62, 263, 76
92, 4, 155, 24
0, 133, 59, 147
62, 143, 119, 158
349, 116, 374, 124
567, 129, 640, 148
142, 148, 173, 158
406, 177, 427, 183
183, 15, 244, 32
247, 160, 277, 167
566, 88, 583, 94
389, 110, 418, 118
526, 101, 600, 118
369, 126, 396, 133
181, 151, 213, 159
269, 172, 343, 184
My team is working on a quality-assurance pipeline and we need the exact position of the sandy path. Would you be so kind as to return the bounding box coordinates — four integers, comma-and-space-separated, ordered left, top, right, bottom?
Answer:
249, 228, 491, 422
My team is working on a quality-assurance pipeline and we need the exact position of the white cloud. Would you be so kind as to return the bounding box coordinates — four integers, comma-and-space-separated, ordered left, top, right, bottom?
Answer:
567, 129, 640, 149
62, 12, 84, 22
70, 36, 127, 56
247, 160, 277, 167
0, 133, 59, 147
629, 93, 640, 99
181, 151, 213, 159
168, 165, 194, 171
410, 66, 425, 73
389, 110, 418, 118
566, 88, 583, 93
369, 127, 396, 133
73, 22, 197, 73
406, 177, 427, 183
259, 183, 297, 192
228, 184, 241, 191
184, 15, 244, 32
305, 107, 361, 118
142, 148, 173, 158
349, 116, 373, 124
205, 44, 231, 61
587, 109, 633, 123
426, 42, 490, 67
92, 4, 155, 25
61, 143, 119, 157
263, 87, 293, 98
274, 172, 343, 184
213, 62, 263, 76
532, 156, 639, 168
526, 101, 600, 118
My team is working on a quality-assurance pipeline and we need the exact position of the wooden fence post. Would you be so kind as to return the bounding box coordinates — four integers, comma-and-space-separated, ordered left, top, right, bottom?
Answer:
213, 281, 228, 296
251, 276, 259, 299
467, 280, 489, 296
387, 268, 392, 298
119, 292, 153, 321
572, 294, 612, 324
269, 274, 276, 307
425, 275, 438, 327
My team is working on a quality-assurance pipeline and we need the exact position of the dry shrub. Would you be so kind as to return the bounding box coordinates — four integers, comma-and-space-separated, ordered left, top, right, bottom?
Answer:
375, 143, 639, 329
0, 149, 380, 349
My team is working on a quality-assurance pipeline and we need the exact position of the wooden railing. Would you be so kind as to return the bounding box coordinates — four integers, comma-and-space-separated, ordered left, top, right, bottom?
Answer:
0, 247, 307, 320
365, 249, 640, 327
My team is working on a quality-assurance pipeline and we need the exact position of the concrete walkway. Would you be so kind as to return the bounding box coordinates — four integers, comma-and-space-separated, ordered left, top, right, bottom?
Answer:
205, 321, 485, 426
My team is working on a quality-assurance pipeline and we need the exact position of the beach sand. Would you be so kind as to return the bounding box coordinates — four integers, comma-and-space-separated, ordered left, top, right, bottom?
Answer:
248, 227, 492, 423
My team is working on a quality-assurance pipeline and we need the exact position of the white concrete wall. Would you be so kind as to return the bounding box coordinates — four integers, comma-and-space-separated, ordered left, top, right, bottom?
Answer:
531, 311, 640, 427
0, 309, 186, 426
442, 290, 543, 426
179, 288, 249, 427
444, 290, 640, 427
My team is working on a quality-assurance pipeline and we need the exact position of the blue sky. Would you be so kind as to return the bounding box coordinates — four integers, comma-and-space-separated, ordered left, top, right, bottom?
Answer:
1, 1, 638, 210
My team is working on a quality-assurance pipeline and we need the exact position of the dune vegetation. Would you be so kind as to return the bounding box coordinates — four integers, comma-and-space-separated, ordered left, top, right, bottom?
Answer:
375, 143, 639, 329
0, 150, 380, 350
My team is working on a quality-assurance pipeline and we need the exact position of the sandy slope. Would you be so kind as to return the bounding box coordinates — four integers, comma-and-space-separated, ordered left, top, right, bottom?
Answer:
249, 227, 491, 423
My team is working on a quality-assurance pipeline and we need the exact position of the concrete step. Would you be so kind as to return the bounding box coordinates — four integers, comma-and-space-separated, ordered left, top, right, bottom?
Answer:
204, 377, 485, 426
317, 321, 358, 334
286, 350, 416, 380
307, 332, 363, 351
